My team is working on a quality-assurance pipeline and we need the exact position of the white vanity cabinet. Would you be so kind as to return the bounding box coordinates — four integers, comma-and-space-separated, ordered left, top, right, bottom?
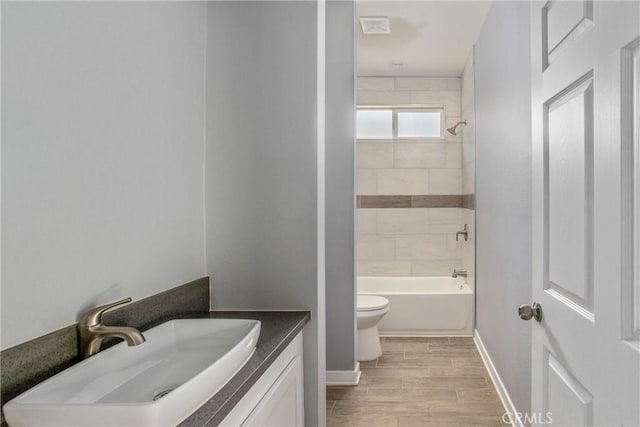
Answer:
219, 333, 304, 427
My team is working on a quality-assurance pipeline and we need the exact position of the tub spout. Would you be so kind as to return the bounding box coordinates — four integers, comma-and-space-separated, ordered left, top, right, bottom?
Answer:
452, 269, 467, 278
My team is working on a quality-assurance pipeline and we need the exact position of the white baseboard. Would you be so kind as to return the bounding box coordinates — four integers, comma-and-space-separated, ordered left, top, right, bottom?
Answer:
326, 362, 361, 386
380, 332, 474, 337
473, 330, 523, 427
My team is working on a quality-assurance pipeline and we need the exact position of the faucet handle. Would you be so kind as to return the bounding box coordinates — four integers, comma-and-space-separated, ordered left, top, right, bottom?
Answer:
78, 297, 132, 327
456, 224, 469, 241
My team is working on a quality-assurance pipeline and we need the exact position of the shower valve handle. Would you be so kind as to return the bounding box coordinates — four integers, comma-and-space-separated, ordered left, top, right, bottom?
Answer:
456, 224, 469, 242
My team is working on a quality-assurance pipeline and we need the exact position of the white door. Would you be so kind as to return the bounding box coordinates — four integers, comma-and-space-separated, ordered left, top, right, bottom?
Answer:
530, 1, 640, 426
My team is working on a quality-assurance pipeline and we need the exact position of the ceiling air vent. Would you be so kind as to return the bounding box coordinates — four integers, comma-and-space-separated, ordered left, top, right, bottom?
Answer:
359, 17, 390, 35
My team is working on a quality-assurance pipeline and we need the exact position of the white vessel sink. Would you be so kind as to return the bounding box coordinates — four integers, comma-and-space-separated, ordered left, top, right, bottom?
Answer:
3, 318, 261, 427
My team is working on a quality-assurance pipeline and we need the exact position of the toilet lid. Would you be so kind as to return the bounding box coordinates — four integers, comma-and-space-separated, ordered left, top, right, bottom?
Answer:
357, 295, 389, 312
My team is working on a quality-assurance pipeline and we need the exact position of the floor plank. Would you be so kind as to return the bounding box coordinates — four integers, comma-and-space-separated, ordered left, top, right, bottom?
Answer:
327, 337, 508, 427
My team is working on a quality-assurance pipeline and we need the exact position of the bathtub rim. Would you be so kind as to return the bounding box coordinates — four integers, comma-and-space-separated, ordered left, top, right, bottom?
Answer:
357, 276, 475, 336
357, 275, 473, 295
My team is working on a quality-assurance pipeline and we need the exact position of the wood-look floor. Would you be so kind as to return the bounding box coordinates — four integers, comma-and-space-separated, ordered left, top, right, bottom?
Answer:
326, 337, 509, 427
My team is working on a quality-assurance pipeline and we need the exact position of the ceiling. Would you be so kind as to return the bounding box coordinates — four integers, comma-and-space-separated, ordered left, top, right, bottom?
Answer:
356, 1, 492, 77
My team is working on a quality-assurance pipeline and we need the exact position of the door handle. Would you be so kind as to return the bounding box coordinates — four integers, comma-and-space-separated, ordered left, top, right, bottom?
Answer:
519, 302, 542, 322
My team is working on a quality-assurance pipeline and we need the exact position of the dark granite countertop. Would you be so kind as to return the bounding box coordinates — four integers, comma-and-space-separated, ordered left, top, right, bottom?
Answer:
178, 310, 310, 427
1, 309, 310, 427
0, 277, 309, 427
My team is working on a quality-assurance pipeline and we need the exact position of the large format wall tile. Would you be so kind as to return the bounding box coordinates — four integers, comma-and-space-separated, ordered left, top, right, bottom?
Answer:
357, 77, 395, 91
410, 91, 461, 117
377, 209, 459, 234
357, 236, 396, 261
377, 209, 431, 234
411, 259, 462, 276
357, 90, 412, 105
396, 235, 462, 260
358, 261, 412, 277
357, 141, 394, 169
394, 77, 449, 91
429, 169, 462, 194
355, 206, 465, 277
446, 142, 462, 169
356, 209, 377, 234
377, 169, 430, 194
429, 208, 463, 224
394, 143, 447, 169
357, 169, 377, 195
355, 77, 465, 277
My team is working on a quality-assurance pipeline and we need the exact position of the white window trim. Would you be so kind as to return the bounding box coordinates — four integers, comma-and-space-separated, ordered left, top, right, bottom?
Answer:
356, 105, 446, 141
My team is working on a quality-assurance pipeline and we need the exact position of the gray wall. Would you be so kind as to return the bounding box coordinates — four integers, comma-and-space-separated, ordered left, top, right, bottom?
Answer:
474, 0, 532, 415
1, 2, 206, 350
325, 0, 356, 373
4, 2, 338, 423
205, 2, 322, 424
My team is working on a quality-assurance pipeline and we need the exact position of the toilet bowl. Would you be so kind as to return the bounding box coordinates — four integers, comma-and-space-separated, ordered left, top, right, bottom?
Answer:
356, 295, 389, 362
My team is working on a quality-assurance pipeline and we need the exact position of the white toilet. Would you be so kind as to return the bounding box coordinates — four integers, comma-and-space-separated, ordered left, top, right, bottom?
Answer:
356, 295, 390, 361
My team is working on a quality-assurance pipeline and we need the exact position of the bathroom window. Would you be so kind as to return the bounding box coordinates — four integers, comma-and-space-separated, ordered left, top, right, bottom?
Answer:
356, 109, 393, 139
356, 107, 443, 139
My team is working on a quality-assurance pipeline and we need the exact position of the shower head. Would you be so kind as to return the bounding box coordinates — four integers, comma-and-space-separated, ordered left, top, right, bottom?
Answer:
446, 120, 467, 136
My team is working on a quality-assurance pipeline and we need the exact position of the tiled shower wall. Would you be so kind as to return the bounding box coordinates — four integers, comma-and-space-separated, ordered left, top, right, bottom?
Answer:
461, 51, 476, 292
356, 77, 466, 277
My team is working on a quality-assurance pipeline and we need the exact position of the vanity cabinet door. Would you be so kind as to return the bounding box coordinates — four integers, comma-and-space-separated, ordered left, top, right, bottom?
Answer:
242, 354, 304, 427
218, 333, 304, 427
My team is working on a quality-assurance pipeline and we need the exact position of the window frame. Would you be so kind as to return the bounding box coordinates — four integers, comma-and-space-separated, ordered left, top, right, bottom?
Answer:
356, 106, 446, 141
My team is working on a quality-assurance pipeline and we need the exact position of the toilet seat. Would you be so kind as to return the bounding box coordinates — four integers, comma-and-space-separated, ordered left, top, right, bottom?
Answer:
357, 295, 389, 312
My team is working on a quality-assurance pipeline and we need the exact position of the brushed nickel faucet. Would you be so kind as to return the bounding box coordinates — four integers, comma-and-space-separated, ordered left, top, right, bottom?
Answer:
78, 297, 145, 359
456, 224, 469, 241
452, 269, 467, 278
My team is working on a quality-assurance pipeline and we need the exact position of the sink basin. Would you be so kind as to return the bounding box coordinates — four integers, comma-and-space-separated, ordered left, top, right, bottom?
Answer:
3, 318, 261, 427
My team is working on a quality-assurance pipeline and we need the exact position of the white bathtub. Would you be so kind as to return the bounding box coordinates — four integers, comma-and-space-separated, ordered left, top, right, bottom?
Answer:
358, 276, 474, 336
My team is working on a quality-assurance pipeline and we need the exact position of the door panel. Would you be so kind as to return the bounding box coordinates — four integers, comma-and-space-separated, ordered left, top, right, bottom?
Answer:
545, 350, 593, 426
545, 73, 594, 315
622, 37, 640, 346
542, 0, 593, 67
531, 1, 640, 425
